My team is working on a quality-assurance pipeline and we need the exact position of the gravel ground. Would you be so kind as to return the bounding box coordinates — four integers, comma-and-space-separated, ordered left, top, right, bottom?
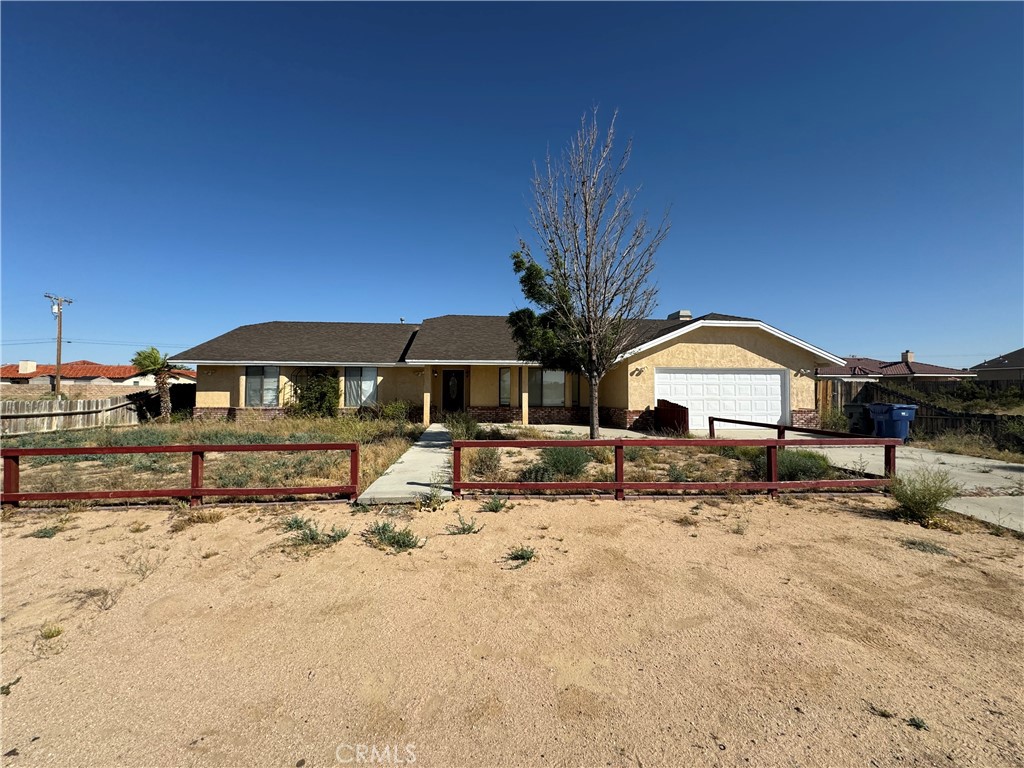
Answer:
1, 495, 1022, 767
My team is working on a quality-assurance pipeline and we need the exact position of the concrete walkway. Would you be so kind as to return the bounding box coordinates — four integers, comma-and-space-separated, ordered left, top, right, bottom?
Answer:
358, 424, 452, 505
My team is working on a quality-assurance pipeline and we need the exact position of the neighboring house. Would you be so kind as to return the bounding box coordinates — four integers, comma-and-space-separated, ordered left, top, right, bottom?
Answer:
170, 311, 843, 431
971, 348, 1024, 383
0, 360, 196, 400
815, 351, 975, 408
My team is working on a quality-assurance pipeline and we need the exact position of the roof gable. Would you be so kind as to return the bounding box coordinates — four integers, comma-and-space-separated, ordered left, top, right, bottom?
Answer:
617, 315, 845, 365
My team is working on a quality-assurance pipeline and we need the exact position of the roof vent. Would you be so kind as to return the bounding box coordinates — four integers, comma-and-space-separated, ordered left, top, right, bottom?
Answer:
901, 350, 914, 364
18, 360, 37, 374
666, 310, 692, 321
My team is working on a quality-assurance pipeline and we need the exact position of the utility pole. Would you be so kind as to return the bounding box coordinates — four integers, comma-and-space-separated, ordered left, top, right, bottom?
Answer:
44, 294, 73, 399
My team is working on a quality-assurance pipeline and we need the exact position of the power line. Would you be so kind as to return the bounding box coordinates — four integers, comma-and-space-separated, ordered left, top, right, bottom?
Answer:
2, 338, 192, 347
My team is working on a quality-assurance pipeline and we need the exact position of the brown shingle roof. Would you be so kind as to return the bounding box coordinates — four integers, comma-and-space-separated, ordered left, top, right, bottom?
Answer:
405, 312, 762, 362
405, 315, 520, 362
171, 312, 778, 366
633, 313, 758, 347
971, 347, 1024, 372
170, 322, 418, 365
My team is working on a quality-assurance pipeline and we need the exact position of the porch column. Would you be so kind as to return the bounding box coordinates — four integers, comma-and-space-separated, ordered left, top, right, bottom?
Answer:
422, 366, 432, 426
519, 366, 529, 425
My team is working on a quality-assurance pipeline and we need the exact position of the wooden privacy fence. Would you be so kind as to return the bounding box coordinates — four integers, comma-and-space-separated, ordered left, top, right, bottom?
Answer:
1, 443, 359, 508
452, 436, 900, 500
1, 396, 141, 436
859, 382, 1021, 442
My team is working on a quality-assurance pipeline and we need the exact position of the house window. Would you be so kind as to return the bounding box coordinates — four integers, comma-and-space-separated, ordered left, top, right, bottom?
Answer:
499, 367, 511, 406
344, 367, 377, 407
528, 369, 565, 407
245, 366, 280, 407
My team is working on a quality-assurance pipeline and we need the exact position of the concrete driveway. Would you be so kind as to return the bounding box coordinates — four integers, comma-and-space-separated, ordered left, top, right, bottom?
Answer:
805, 443, 1023, 532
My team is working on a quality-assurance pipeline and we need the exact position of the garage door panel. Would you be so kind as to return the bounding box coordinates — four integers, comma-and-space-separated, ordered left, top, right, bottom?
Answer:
655, 369, 786, 430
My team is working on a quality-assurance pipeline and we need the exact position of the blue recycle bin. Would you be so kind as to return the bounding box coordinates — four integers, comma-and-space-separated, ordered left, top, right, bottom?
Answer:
868, 403, 918, 442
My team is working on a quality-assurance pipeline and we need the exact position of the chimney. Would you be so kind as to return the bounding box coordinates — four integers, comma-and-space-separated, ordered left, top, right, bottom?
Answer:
18, 360, 37, 374
667, 309, 692, 322
901, 350, 914, 364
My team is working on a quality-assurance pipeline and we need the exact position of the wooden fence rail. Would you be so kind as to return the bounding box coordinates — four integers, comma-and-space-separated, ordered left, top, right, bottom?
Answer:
452, 436, 900, 500
1, 443, 359, 508
0, 396, 141, 436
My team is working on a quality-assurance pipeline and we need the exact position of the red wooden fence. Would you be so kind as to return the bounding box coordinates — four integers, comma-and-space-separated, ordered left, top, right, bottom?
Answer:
1, 443, 359, 508
707, 416, 863, 440
452, 436, 900, 500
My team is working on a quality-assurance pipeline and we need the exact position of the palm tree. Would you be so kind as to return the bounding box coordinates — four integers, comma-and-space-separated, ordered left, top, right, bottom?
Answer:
131, 347, 175, 421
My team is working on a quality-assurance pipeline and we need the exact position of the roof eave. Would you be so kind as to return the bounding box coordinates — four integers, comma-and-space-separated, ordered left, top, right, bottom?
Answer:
169, 359, 412, 367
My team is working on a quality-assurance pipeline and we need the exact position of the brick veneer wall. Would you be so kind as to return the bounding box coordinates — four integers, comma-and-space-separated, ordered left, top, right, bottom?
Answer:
465, 406, 591, 425
791, 408, 821, 429
193, 406, 291, 421
598, 407, 649, 430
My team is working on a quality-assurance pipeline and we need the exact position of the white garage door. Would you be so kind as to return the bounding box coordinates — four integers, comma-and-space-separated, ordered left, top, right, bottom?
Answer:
654, 369, 787, 430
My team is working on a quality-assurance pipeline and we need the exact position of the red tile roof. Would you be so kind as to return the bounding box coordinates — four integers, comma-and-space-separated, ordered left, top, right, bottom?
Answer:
0, 362, 196, 381
816, 357, 972, 378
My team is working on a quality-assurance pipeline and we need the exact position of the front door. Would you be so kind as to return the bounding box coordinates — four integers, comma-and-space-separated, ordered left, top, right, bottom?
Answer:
442, 370, 465, 412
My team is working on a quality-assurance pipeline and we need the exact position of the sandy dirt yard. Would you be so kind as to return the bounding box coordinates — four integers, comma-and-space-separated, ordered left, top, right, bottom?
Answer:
1, 495, 1022, 767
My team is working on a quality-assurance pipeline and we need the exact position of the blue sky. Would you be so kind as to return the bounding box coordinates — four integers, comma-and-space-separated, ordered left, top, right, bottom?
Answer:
2, 2, 1021, 370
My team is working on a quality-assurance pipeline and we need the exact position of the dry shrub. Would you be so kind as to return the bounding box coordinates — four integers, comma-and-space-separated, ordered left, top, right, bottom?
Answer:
170, 507, 225, 533
891, 467, 962, 524
360, 437, 411, 489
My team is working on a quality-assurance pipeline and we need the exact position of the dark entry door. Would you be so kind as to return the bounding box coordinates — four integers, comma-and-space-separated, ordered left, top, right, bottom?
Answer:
441, 370, 465, 412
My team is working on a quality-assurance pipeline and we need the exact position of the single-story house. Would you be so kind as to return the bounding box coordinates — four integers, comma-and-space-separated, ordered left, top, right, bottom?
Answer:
0, 360, 196, 399
170, 311, 843, 431
815, 351, 975, 408
971, 348, 1024, 383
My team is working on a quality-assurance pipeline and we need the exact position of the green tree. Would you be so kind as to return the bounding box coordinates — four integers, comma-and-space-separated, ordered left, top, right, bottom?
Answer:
509, 109, 670, 438
130, 347, 178, 421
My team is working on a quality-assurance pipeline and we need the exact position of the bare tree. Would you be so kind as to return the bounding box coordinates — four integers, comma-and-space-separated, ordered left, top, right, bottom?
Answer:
509, 108, 670, 438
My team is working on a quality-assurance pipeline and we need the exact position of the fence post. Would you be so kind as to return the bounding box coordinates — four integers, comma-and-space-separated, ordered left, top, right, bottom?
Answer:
452, 443, 462, 498
2, 454, 20, 507
350, 445, 360, 499
614, 442, 625, 501
767, 445, 779, 498
708, 418, 716, 438
190, 451, 205, 507
884, 444, 896, 479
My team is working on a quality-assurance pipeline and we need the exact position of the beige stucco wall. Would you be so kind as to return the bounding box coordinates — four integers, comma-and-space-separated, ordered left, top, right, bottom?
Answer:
470, 366, 499, 407
377, 367, 422, 403
622, 327, 821, 412
196, 366, 243, 407
598, 366, 629, 409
